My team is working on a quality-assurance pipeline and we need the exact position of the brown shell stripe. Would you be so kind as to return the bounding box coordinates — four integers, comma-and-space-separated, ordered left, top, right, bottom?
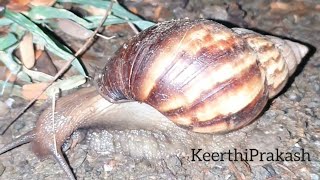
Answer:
239, 34, 289, 97
163, 60, 266, 127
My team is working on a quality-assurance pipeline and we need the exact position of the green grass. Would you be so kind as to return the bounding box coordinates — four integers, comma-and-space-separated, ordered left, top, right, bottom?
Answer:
0, 0, 154, 97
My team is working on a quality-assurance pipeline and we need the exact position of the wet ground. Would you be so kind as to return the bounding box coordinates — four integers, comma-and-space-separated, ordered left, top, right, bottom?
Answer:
0, 0, 319, 179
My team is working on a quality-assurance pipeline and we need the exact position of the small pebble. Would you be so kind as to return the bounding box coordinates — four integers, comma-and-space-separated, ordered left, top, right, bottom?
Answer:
305, 108, 314, 116
0, 101, 9, 117
288, 92, 302, 102
166, 156, 182, 173
70, 149, 87, 169
262, 164, 277, 177
313, 83, 320, 94
103, 160, 116, 172
13, 121, 25, 132
4, 98, 14, 108
84, 160, 94, 173
310, 173, 319, 180
202, 5, 229, 21
61, 138, 72, 152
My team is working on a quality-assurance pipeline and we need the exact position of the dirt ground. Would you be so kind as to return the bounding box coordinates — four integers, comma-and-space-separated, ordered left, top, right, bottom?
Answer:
0, 0, 319, 179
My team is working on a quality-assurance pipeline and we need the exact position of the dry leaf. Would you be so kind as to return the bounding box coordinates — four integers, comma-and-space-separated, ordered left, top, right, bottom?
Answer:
52, 59, 78, 77
106, 23, 132, 33
270, 2, 290, 11
0, 66, 6, 81
30, 0, 56, 6
19, 32, 35, 69
22, 82, 48, 100
35, 49, 42, 59
128, 6, 138, 14
270, 1, 310, 16
5, 69, 17, 82
35, 50, 57, 76
56, 19, 92, 40
85, 6, 107, 16
12, 0, 30, 5
0, 67, 17, 82
0, 27, 9, 37
6, 0, 30, 12
154, 6, 162, 20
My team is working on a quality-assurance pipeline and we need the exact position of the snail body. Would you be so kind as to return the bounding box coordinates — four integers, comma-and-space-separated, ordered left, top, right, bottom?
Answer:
0, 19, 308, 179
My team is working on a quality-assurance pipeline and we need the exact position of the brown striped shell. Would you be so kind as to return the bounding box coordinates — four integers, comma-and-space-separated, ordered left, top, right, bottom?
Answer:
96, 19, 308, 133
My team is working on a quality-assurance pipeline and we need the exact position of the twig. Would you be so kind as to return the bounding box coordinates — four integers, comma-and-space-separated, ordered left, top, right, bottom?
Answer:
127, 20, 139, 35
0, 0, 115, 135
96, 33, 116, 40
114, 0, 139, 34
52, 89, 58, 155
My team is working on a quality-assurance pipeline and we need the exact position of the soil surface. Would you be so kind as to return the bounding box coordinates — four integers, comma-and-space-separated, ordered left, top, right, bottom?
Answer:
0, 0, 319, 179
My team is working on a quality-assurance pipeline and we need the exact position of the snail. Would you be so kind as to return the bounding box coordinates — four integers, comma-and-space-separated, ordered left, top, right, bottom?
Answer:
0, 19, 308, 179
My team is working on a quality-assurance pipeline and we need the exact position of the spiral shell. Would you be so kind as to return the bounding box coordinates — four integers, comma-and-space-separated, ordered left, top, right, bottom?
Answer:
97, 19, 308, 133
232, 28, 307, 97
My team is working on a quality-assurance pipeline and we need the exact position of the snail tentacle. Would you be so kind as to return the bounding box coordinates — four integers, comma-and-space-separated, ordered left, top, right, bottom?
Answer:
52, 148, 76, 180
0, 131, 35, 155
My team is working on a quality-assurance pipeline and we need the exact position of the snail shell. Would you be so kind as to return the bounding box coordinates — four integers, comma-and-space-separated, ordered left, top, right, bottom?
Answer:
97, 19, 308, 133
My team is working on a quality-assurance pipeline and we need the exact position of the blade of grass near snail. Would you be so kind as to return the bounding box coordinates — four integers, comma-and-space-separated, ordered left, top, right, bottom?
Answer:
4, 9, 86, 76
26, 5, 155, 30
27, 6, 92, 27
0, 80, 22, 97
56, 0, 155, 30
84, 16, 155, 30
0, 47, 31, 83
22, 67, 55, 82
55, 19, 93, 40
0, 30, 30, 82
0, 17, 13, 26
0, 33, 17, 50
46, 75, 86, 95
0, 25, 32, 82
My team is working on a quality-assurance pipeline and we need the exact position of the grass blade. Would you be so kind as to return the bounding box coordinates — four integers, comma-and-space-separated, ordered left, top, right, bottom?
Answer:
57, 0, 141, 20
4, 9, 86, 76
